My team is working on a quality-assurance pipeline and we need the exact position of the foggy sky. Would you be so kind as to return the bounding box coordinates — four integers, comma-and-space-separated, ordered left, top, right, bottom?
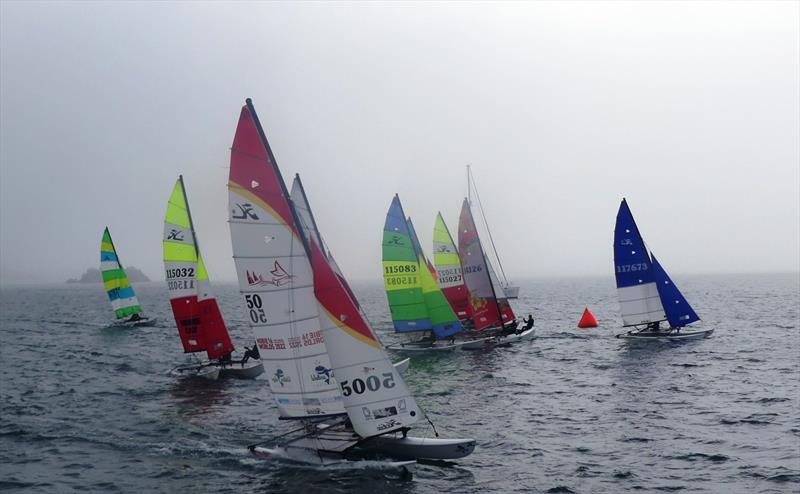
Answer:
1, 1, 798, 285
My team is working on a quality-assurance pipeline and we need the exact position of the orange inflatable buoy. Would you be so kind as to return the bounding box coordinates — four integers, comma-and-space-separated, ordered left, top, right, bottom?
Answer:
577, 308, 598, 329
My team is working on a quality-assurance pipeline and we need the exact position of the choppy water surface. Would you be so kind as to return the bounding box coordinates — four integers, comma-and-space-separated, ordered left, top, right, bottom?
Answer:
1, 273, 798, 493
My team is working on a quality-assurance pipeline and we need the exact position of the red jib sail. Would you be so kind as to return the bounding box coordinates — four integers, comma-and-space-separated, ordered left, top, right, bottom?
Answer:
164, 176, 234, 360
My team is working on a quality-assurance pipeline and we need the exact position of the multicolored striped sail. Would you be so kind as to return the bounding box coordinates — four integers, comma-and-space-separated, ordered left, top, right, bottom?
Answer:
163, 176, 234, 360
613, 199, 666, 326
230, 100, 419, 437
457, 199, 506, 330
382, 195, 430, 333
100, 227, 142, 319
433, 212, 470, 319
406, 217, 463, 338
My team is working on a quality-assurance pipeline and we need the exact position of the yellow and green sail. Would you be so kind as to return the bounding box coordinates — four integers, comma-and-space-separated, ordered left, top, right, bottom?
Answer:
406, 217, 463, 338
433, 212, 471, 319
100, 227, 142, 319
163, 176, 233, 360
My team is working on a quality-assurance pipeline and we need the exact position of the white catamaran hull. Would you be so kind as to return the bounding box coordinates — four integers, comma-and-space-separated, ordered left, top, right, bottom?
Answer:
250, 446, 417, 470
359, 434, 476, 460
491, 327, 536, 346
616, 328, 714, 341
169, 359, 264, 380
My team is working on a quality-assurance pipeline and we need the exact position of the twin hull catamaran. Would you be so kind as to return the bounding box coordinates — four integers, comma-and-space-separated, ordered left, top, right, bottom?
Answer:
613, 198, 713, 341
100, 227, 157, 327
162, 176, 265, 380
228, 98, 475, 465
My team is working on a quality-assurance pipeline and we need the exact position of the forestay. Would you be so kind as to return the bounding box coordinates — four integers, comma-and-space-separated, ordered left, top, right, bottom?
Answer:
433, 212, 470, 319
458, 199, 503, 330
163, 176, 234, 360
228, 102, 344, 419
651, 254, 700, 328
613, 199, 666, 326
100, 228, 142, 319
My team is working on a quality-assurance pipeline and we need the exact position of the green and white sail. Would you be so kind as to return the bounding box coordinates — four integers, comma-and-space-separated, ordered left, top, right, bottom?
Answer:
100, 227, 142, 319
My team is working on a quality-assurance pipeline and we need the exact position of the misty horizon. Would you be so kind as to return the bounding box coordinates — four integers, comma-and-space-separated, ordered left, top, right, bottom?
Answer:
1, 1, 798, 287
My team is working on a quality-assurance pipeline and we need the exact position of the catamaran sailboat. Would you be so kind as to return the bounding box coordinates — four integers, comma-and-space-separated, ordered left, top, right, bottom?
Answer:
457, 198, 536, 345
228, 98, 475, 465
614, 198, 713, 340
163, 176, 264, 379
100, 227, 157, 327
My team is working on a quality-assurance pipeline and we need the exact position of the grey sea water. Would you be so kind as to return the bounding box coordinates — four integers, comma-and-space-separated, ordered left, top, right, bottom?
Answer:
1, 273, 798, 493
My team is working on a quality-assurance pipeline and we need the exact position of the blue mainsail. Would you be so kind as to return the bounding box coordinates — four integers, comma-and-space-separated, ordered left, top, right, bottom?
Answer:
613, 199, 666, 326
651, 254, 700, 328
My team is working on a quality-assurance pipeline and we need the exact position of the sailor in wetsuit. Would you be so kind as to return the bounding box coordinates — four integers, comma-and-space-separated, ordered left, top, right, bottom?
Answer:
241, 345, 260, 366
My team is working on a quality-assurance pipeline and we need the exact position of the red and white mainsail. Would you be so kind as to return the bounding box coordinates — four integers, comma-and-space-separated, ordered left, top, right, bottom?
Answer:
228, 103, 344, 419
230, 100, 419, 436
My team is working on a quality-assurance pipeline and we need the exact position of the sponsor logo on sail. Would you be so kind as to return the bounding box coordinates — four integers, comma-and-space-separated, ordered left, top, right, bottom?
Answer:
246, 261, 294, 287
166, 229, 185, 241
232, 203, 259, 220
272, 368, 291, 387
311, 363, 333, 384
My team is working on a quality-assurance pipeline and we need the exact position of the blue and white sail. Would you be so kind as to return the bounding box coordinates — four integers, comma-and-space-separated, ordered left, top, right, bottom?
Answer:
613, 199, 666, 326
651, 254, 700, 328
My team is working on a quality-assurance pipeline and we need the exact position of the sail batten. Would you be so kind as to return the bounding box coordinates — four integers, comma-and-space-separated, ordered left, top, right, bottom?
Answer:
100, 228, 143, 319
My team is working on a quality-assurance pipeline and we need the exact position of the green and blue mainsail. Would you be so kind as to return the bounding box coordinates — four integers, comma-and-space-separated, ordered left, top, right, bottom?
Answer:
382, 194, 462, 339
100, 227, 142, 319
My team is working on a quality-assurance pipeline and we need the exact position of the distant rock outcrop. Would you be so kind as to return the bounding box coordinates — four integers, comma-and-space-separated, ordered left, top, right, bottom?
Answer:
66, 267, 151, 283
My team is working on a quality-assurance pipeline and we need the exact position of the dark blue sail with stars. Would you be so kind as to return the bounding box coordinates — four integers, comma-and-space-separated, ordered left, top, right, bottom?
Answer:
613, 198, 655, 289
651, 254, 700, 328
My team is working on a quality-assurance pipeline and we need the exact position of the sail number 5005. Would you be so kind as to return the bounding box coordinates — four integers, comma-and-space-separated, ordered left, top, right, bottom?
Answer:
340, 373, 395, 396
244, 294, 267, 324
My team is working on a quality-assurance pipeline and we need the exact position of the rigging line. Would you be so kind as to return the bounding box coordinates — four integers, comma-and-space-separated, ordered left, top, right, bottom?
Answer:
469, 165, 510, 286
424, 412, 440, 438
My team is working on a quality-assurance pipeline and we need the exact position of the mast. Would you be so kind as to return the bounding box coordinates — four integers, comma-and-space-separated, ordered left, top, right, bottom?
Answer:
467, 165, 511, 287
178, 175, 201, 257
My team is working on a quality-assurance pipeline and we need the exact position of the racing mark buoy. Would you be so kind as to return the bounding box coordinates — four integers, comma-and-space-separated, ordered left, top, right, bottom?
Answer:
577, 308, 599, 329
